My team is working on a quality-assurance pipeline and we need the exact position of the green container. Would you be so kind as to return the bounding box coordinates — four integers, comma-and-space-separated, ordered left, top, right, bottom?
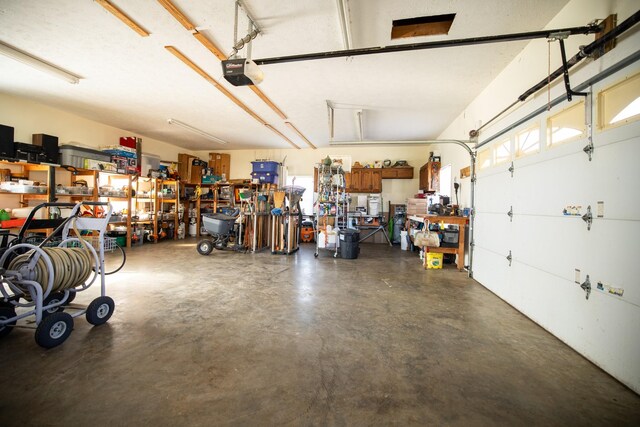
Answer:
115, 236, 126, 247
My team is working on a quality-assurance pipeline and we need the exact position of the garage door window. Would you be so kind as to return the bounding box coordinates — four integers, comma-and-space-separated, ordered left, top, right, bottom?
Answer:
494, 138, 512, 165
516, 126, 540, 158
477, 149, 491, 170
599, 72, 640, 129
547, 102, 586, 147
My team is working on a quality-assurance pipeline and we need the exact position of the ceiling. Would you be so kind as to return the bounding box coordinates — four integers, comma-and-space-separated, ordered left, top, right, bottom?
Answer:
0, 0, 571, 151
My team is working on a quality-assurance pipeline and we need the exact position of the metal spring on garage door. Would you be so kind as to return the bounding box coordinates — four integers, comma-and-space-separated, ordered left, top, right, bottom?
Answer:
7, 227, 95, 298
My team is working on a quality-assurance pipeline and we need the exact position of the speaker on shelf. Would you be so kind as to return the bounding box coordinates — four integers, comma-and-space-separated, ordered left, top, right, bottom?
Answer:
32, 133, 59, 163
0, 124, 15, 158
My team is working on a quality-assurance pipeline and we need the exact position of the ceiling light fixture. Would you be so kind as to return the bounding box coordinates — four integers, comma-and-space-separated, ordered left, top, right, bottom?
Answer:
95, 0, 150, 37
0, 41, 80, 84
285, 122, 316, 149
336, 0, 353, 50
167, 118, 227, 145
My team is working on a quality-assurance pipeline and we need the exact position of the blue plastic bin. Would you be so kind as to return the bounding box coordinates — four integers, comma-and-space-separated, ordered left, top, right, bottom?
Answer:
251, 161, 279, 173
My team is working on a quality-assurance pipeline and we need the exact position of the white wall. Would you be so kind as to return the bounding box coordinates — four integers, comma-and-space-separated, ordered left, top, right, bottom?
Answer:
0, 92, 196, 161
438, 0, 640, 392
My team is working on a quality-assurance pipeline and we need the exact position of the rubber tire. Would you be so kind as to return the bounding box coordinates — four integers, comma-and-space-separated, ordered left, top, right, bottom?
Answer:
86, 296, 115, 326
0, 306, 17, 339
197, 240, 214, 256
43, 292, 66, 316
65, 291, 76, 304
35, 312, 73, 348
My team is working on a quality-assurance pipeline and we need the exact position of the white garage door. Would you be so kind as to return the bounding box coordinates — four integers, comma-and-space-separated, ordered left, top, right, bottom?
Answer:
473, 64, 640, 393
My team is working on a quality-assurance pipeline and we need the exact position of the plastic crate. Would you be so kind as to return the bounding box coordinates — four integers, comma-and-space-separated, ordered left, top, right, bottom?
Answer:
59, 145, 111, 168
251, 161, 279, 173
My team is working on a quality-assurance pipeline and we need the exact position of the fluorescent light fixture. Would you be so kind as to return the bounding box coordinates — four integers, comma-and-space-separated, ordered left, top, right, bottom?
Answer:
0, 41, 80, 84
284, 122, 316, 149
336, 0, 353, 50
167, 119, 227, 145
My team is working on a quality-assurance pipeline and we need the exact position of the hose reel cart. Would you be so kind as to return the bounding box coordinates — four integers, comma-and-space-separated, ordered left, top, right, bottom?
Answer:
0, 202, 117, 348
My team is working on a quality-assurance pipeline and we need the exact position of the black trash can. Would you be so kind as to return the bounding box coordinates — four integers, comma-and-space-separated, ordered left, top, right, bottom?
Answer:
340, 229, 360, 259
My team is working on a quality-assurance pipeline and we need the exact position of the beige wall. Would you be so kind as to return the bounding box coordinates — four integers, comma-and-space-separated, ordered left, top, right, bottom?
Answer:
194, 145, 463, 206
0, 92, 196, 161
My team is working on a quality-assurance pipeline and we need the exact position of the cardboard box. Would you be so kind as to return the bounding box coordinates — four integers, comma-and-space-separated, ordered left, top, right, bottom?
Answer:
208, 153, 230, 178
178, 153, 197, 183
191, 165, 203, 184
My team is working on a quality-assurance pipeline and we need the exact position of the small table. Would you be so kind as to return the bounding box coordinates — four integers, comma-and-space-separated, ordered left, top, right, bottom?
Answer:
347, 213, 392, 246
408, 214, 468, 271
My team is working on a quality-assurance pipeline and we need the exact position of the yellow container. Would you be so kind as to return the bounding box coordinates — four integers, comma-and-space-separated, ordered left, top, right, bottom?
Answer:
426, 252, 443, 269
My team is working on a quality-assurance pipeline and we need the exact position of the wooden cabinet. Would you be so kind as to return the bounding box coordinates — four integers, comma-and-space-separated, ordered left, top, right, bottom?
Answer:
349, 168, 382, 193
381, 167, 414, 179
419, 161, 440, 192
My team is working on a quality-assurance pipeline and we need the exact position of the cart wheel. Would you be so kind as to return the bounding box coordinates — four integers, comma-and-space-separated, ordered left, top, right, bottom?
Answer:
0, 306, 17, 339
314, 252, 318, 258
35, 312, 73, 348
197, 240, 214, 255
86, 296, 115, 326
65, 290, 76, 304
43, 292, 65, 316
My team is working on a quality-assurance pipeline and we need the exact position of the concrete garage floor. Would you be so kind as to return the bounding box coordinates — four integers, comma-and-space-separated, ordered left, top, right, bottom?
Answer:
0, 240, 638, 426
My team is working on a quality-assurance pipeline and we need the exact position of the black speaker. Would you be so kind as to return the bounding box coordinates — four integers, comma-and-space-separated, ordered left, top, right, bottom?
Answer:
0, 124, 15, 158
32, 133, 59, 163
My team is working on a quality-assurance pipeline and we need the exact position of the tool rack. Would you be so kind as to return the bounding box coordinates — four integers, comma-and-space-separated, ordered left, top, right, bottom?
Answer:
314, 163, 348, 258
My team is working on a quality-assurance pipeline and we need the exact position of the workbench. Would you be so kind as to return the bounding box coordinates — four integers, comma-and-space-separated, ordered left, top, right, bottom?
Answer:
408, 214, 468, 270
347, 212, 392, 246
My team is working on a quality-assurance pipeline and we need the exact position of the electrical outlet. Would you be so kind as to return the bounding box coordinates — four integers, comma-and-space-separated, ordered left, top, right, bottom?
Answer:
574, 269, 581, 284
597, 201, 604, 218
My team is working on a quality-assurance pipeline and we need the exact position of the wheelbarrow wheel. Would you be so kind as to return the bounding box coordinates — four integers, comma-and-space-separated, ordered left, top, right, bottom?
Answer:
197, 239, 214, 255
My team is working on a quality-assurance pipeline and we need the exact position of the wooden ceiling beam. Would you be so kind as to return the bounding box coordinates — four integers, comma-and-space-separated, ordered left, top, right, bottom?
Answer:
285, 122, 316, 149
157, 0, 195, 31
165, 46, 266, 125
95, 0, 149, 37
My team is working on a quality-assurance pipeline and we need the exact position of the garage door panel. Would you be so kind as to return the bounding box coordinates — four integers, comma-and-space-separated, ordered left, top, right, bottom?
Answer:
507, 262, 640, 390
474, 213, 511, 255
513, 154, 591, 216
473, 247, 513, 301
583, 220, 640, 307
475, 171, 511, 213
590, 138, 640, 219
510, 215, 590, 281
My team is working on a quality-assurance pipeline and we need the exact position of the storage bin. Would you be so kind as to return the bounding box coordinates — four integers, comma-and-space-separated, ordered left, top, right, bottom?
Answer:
251, 171, 278, 184
251, 161, 279, 173
141, 153, 160, 176
59, 145, 111, 168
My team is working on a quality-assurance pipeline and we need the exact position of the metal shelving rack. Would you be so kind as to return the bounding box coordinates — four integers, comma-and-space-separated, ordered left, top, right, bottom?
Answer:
314, 163, 348, 258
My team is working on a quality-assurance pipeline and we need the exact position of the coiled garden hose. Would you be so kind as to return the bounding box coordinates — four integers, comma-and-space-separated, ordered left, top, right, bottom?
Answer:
8, 247, 93, 297
7, 220, 96, 298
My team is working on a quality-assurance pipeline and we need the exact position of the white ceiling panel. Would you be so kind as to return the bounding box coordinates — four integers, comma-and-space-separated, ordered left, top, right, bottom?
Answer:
0, 0, 572, 150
